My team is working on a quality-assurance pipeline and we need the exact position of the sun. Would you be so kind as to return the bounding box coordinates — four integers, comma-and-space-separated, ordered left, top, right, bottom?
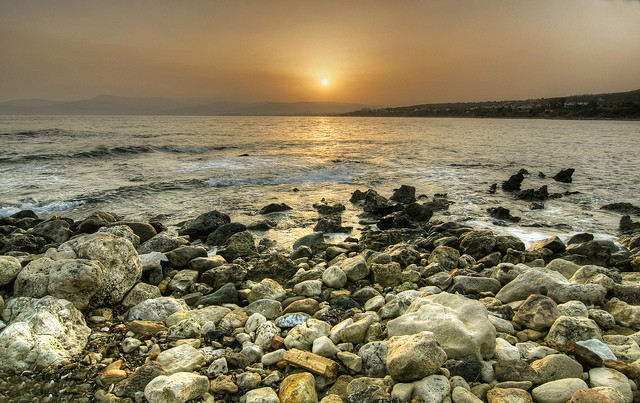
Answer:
321, 78, 329, 87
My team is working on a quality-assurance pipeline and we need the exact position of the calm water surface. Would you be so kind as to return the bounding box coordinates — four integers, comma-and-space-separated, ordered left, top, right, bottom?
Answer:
1, 115, 638, 246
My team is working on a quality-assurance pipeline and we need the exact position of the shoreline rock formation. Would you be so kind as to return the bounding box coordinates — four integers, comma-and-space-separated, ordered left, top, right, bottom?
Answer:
0, 184, 639, 402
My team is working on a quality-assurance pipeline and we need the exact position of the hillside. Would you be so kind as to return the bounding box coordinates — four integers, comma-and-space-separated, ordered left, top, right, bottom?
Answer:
345, 89, 640, 119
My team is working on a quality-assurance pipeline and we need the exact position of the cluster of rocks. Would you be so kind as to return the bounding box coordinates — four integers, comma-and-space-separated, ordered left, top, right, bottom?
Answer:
0, 184, 639, 403
496, 168, 576, 204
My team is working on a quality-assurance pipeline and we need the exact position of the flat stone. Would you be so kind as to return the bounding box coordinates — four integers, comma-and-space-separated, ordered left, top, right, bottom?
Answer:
531, 378, 588, 403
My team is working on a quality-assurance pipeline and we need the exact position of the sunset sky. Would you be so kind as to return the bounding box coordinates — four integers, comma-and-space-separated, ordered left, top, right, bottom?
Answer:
1, 0, 639, 106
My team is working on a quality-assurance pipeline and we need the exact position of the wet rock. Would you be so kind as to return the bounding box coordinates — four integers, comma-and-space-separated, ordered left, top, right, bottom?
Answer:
502, 172, 525, 191
488, 206, 521, 221
517, 186, 549, 202
259, 203, 293, 214
0, 296, 90, 372
144, 372, 210, 403
387, 292, 496, 360
178, 210, 231, 240
386, 331, 447, 382
552, 168, 575, 183
390, 185, 416, 204
77, 211, 120, 234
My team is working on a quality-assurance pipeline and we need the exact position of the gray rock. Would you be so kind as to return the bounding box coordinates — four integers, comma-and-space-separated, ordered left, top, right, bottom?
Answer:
165, 246, 208, 268
312, 336, 340, 358
155, 344, 206, 374
412, 374, 451, 403
293, 279, 323, 297
243, 387, 280, 403
138, 233, 187, 254
530, 353, 583, 384
195, 282, 238, 306
370, 262, 402, 288
387, 292, 496, 360
529, 236, 566, 254
576, 339, 617, 361
0, 296, 90, 372
245, 299, 282, 320
254, 321, 280, 351
358, 341, 387, 378
284, 318, 331, 350
386, 331, 447, 382
588, 367, 633, 403
13, 257, 53, 298
127, 297, 189, 322
206, 222, 247, 246
59, 232, 142, 306
545, 315, 603, 351
495, 338, 521, 361
138, 252, 165, 272
165, 305, 230, 327
167, 319, 201, 341
31, 219, 72, 244
98, 224, 141, 247
112, 361, 168, 399
144, 372, 210, 403
588, 309, 616, 329
248, 278, 286, 302
122, 282, 162, 308
322, 266, 347, 289
337, 255, 369, 282
602, 334, 640, 362
168, 270, 200, 293
46, 258, 104, 310
451, 276, 502, 295
452, 386, 484, 403
339, 315, 375, 344
0, 256, 23, 286
531, 378, 588, 403
512, 294, 560, 331
545, 258, 582, 279
200, 263, 247, 289
557, 300, 589, 317
495, 267, 567, 303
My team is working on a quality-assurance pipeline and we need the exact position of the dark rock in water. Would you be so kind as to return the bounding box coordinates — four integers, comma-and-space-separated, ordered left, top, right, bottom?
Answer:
517, 168, 529, 175
601, 202, 640, 215
502, 172, 525, 191
314, 216, 350, 233
195, 283, 238, 306
350, 189, 366, 203
404, 203, 433, 222
259, 203, 292, 214
529, 202, 545, 210
459, 230, 497, 260
390, 185, 416, 204
363, 189, 402, 216
487, 206, 520, 222
425, 195, 451, 212
12, 209, 39, 219
14, 217, 42, 230
553, 168, 575, 183
247, 220, 275, 231
567, 233, 594, 245
517, 185, 549, 201
76, 211, 121, 234
178, 210, 231, 240
620, 216, 640, 233
313, 202, 346, 216
218, 231, 257, 262
494, 235, 526, 254
206, 222, 247, 246
488, 183, 497, 194
538, 172, 546, 178
377, 213, 416, 230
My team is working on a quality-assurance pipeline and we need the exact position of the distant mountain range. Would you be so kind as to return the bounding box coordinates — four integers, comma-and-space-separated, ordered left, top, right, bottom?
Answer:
345, 89, 640, 119
2, 89, 639, 118
0, 95, 368, 116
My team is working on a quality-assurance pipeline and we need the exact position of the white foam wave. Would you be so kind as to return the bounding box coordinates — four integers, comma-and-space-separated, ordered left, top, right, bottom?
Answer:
0, 200, 86, 218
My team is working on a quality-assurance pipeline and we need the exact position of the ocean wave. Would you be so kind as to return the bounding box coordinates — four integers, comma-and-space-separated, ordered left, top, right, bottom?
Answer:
1, 145, 157, 164
0, 128, 70, 138
160, 145, 238, 154
204, 166, 360, 187
0, 200, 86, 218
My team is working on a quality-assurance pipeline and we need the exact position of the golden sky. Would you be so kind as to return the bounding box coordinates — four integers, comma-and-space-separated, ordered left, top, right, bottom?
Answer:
1, 0, 639, 106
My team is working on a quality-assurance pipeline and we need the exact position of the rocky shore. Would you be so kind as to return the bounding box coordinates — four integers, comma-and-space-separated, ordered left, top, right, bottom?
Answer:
1, 184, 640, 403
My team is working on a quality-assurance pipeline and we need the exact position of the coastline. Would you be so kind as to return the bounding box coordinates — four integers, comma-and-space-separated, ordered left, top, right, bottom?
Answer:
0, 184, 639, 402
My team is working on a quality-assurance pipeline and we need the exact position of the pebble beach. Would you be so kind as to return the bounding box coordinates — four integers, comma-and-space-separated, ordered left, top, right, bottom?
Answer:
1, 181, 640, 403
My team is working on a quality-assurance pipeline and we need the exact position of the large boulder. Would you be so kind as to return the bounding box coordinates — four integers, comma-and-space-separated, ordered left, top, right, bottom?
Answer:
46, 259, 104, 310
0, 296, 90, 372
0, 255, 22, 286
59, 232, 142, 306
387, 292, 496, 360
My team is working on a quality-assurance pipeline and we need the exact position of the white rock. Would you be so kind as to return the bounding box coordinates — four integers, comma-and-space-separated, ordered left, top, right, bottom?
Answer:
495, 338, 521, 361
284, 318, 331, 350
386, 331, 447, 382
155, 344, 206, 374
243, 387, 280, 403
0, 255, 22, 286
313, 336, 340, 358
128, 297, 189, 322
144, 372, 210, 403
412, 374, 451, 403
322, 266, 347, 289
577, 339, 617, 361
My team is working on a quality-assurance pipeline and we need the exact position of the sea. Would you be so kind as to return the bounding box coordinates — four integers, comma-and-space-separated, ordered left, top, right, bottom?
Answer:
1, 115, 639, 248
